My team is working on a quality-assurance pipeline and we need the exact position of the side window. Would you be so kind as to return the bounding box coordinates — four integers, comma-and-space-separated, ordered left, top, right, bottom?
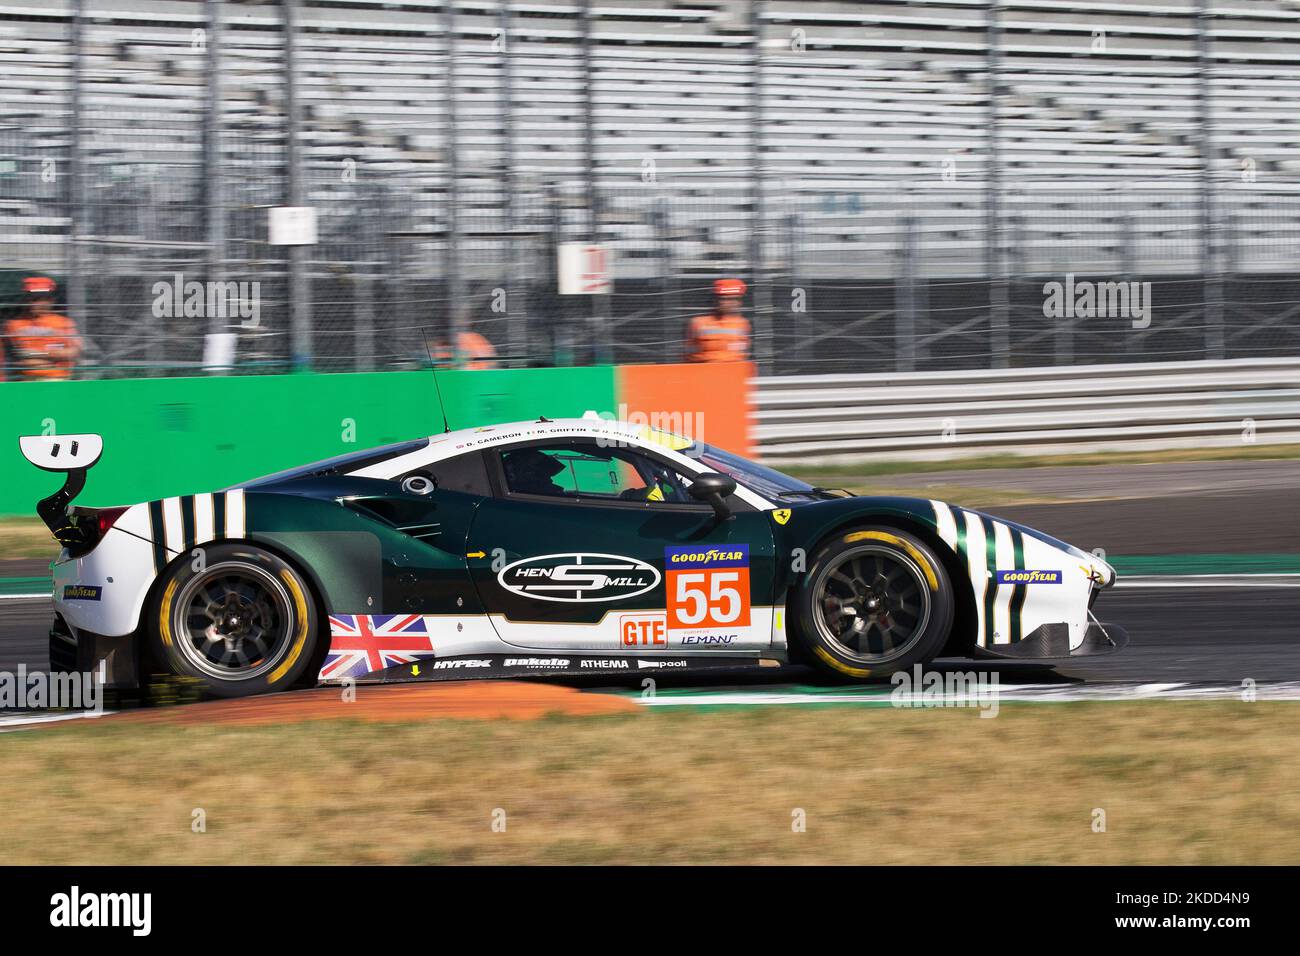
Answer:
499, 442, 696, 504
399, 451, 491, 497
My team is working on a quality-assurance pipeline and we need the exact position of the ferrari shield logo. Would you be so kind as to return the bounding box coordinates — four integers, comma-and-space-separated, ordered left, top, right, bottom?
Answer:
772, 508, 792, 525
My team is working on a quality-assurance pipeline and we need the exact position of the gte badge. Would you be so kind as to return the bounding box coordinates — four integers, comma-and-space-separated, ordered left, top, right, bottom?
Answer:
664, 544, 751, 630
498, 553, 660, 603
620, 614, 667, 646
995, 569, 1063, 585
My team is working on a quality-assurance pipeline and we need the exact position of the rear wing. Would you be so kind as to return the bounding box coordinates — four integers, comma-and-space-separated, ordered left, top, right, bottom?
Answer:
18, 434, 104, 545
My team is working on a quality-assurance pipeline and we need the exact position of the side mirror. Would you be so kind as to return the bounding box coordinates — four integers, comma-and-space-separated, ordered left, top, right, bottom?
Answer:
688, 472, 737, 520
19, 434, 103, 473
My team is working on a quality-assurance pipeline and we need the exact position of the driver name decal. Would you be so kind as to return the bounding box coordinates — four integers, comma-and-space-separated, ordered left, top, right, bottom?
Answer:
498, 553, 661, 603
664, 545, 751, 630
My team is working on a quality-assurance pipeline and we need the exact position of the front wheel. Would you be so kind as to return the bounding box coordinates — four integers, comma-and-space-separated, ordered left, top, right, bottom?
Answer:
792, 527, 954, 680
147, 543, 320, 698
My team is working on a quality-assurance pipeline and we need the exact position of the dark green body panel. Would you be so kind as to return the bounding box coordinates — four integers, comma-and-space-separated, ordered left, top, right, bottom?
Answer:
466, 494, 778, 624
242, 478, 485, 616
769, 496, 945, 597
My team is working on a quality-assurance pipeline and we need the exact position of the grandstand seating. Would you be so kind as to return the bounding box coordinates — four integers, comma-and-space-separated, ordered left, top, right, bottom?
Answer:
2, 0, 1299, 281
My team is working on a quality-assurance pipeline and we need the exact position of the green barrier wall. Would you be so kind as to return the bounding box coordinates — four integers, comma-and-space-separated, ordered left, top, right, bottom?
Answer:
0, 367, 616, 516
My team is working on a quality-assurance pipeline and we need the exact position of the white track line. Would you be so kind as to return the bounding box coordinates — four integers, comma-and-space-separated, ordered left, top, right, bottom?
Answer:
1116, 575, 1300, 589
0, 710, 114, 730
639, 681, 1300, 706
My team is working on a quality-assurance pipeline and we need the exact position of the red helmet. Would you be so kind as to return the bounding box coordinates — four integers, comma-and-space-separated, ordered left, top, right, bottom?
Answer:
713, 278, 746, 298
22, 276, 56, 296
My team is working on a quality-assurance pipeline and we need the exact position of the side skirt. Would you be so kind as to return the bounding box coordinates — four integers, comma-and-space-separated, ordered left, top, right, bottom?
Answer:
324, 654, 786, 685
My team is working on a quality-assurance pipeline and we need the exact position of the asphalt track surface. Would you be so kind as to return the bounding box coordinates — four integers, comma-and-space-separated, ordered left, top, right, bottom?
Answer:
2, 458, 1297, 709
884, 459, 1300, 555
889, 459, 1300, 501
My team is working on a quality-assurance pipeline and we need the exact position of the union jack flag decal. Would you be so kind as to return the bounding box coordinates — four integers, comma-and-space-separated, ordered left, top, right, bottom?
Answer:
321, 614, 435, 681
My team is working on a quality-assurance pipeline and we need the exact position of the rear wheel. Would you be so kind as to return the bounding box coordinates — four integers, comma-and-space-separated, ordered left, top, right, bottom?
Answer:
148, 543, 319, 698
793, 527, 954, 680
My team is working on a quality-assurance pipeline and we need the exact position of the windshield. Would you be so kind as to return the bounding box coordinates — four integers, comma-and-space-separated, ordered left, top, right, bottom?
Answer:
236, 438, 430, 489
685, 442, 822, 501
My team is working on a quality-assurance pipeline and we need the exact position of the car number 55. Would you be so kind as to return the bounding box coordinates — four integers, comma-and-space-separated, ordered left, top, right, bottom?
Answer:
668, 569, 750, 629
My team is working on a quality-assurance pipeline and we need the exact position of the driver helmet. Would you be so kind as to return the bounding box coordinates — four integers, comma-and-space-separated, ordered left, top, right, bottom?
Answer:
503, 448, 565, 494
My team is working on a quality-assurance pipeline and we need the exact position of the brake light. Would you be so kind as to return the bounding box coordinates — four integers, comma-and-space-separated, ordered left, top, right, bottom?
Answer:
95, 507, 128, 539
61, 506, 129, 557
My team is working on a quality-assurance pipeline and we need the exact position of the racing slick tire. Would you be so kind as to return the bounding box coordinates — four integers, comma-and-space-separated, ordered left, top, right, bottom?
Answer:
147, 543, 320, 698
793, 526, 954, 681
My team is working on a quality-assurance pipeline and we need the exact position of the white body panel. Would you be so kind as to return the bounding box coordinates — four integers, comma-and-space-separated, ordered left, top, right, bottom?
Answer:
486, 606, 777, 653
51, 490, 249, 638
51, 504, 158, 638
929, 499, 1113, 651
351, 419, 775, 512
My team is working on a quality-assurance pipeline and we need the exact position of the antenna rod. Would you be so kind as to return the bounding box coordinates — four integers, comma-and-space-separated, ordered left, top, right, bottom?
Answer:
421, 328, 452, 434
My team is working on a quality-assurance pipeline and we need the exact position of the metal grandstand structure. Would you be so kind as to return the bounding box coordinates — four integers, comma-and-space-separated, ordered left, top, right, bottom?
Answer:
2, 0, 1300, 376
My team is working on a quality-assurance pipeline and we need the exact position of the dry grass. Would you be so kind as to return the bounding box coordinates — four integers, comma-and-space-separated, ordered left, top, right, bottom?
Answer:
1, 701, 1297, 864
0, 518, 57, 561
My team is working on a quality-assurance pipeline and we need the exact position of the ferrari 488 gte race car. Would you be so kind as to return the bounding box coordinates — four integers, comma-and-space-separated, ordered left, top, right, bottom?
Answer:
22, 417, 1126, 697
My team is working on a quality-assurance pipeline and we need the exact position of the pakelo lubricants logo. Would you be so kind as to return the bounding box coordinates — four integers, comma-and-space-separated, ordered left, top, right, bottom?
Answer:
995, 569, 1063, 585
498, 553, 660, 603
664, 544, 751, 629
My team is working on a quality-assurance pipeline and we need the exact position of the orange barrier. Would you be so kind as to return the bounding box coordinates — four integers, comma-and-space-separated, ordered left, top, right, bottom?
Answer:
615, 361, 754, 457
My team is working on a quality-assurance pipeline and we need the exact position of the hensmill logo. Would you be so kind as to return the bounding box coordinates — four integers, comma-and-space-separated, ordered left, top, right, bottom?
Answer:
50, 886, 151, 936
498, 553, 660, 603
152, 273, 261, 327
890, 665, 1000, 718
1042, 274, 1152, 329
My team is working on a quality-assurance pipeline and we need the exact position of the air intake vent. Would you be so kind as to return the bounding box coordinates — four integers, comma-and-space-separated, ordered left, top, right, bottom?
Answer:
344, 499, 441, 543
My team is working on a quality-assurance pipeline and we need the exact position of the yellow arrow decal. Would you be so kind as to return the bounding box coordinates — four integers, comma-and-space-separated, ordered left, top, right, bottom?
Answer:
466, 550, 486, 559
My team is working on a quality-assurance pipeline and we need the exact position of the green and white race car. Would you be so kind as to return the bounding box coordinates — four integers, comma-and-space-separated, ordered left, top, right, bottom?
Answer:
23, 417, 1124, 697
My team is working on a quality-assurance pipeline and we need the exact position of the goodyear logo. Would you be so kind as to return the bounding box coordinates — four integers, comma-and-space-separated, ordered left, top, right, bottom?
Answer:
995, 569, 1062, 585
664, 544, 749, 569
62, 585, 103, 601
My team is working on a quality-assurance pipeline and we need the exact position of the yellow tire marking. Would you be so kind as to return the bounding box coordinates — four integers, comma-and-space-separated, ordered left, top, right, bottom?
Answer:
159, 579, 178, 648
842, 530, 939, 591
268, 570, 310, 685
814, 645, 873, 678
